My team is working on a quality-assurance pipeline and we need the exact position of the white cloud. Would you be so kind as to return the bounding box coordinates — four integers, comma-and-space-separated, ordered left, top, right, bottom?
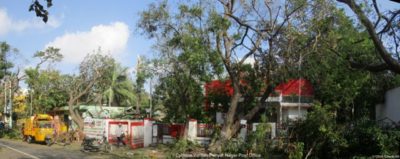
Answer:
46, 22, 130, 64
0, 8, 61, 35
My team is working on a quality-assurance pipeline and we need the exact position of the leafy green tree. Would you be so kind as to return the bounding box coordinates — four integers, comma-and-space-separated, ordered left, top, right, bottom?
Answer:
102, 63, 135, 107
66, 53, 115, 130
154, 71, 205, 123
284, 1, 400, 158
139, 2, 222, 122
25, 47, 65, 113
139, 0, 304, 150
25, 68, 68, 113
295, 104, 348, 158
343, 118, 400, 157
0, 42, 16, 79
134, 56, 151, 113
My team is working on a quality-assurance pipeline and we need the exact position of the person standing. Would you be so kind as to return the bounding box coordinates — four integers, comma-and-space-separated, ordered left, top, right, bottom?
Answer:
115, 124, 125, 147
52, 115, 60, 143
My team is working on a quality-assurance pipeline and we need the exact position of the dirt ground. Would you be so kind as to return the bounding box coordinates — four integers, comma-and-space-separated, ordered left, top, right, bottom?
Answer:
0, 138, 169, 159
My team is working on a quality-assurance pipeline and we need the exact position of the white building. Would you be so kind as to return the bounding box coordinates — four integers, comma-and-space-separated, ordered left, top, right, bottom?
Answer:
376, 87, 400, 124
266, 79, 314, 125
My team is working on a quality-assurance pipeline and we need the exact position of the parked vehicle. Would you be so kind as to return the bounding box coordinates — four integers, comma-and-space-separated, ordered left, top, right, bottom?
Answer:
23, 114, 54, 144
81, 134, 112, 153
115, 132, 126, 148
47, 131, 74, 146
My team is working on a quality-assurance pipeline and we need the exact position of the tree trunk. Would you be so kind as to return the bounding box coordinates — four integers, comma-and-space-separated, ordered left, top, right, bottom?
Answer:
68, 93, 85, 138
209, 79, 241, 152
305, 141, 317, 159
208, 84, 274, 152
68, 103, 84, 136
108, 88, 112, 107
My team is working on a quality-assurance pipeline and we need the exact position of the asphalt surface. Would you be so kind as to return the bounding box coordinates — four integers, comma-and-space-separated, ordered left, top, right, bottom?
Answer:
0, 139, 123, 159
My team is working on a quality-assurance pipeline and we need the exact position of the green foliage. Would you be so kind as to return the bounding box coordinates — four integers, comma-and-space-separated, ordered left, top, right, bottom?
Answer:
293, 7, 400, 122
287, 142, 304, 159
295, 104, 348, 158
100, 62, 135, 106
0, 42, 15, 79
33, 47, 63, 67
221, 138, 246, 154
139, 1, 224, 122
295, 105, 400, 158
245, 116, 271, 157
155, 72, 205, 122
344, 118, 400, 156
25, 68, 68, 112
0, 128, 21, 140
29, 0, 53, 23
167, 139, 199, 158
208, 11, 231, 33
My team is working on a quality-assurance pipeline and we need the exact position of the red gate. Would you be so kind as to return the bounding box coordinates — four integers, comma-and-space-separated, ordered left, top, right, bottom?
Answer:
130, 121, 144, 149
108, 121, 129, 144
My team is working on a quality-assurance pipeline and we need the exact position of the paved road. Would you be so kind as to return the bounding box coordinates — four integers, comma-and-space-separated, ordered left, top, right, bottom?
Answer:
0, 139, 123, 159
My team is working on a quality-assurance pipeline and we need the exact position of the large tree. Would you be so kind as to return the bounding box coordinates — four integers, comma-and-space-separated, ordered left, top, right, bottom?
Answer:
139, 1, 224, 123
25, 47, 66, 113
0, 42, 16, 80
66, 53, 114, 131
139, 0, 304, 151
25, 69, 68, 113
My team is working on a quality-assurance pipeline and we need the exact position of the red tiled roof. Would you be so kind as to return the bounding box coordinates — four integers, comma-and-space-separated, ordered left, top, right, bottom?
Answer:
204, 78, 314, 97
275, 79, 314, 96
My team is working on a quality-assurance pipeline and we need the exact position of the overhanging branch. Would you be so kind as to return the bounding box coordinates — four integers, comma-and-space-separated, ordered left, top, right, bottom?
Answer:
338, 0, 400, 74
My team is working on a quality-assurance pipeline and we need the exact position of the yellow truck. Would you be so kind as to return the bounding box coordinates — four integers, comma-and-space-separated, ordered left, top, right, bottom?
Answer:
23, 114, 54, 145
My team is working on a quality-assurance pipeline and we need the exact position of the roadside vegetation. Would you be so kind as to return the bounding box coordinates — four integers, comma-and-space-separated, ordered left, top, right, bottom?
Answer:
0, 0, 399, 158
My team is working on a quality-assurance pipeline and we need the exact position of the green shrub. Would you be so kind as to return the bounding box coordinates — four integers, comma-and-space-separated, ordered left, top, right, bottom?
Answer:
1, 128, 21, 140
245, 115, 271, 157
221, 138, 246, 154
287, 142, 304, 159
167, 139, 199, 158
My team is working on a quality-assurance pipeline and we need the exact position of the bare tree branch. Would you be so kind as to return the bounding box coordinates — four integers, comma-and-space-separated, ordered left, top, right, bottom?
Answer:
338, 0, 400, 73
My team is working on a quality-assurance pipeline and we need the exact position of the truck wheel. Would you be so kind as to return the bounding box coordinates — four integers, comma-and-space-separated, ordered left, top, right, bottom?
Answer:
27, 136, 33, 143
45, 138, 52, 146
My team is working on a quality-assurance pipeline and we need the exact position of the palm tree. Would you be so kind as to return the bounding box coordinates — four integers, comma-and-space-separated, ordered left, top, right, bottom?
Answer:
103, 64, 135, 107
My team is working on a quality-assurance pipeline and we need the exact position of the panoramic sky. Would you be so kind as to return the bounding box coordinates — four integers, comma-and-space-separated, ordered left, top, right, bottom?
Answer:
0, 0, 157, 75
0, 0, 398, 79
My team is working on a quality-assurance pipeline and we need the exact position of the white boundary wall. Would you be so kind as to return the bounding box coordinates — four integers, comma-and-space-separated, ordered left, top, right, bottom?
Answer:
376, 87, 400, 123
83, 118, 154, 149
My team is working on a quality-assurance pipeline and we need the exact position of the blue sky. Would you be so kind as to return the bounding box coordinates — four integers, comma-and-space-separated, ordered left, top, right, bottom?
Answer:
0, 0, 157, 74
0, 0, 398, 91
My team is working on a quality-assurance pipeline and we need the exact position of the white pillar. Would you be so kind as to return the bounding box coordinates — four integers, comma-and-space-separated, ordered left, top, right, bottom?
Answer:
188, 119, 197, 142
268, 122, 276, 139
144, 118, 153, 147
216, 112, 224, 124
239, 119, 247, 141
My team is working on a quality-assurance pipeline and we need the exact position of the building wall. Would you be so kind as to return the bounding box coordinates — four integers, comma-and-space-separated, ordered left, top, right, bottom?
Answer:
376, 87, 400, 123
280, 107, 308, 122
286, 108, 307, 120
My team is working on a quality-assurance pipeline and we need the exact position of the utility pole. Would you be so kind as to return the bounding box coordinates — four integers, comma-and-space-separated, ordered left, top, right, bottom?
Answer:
8, 80, 12, 129
298, 53, 302, 120
3, 81, 6, 117
149, 77, 152, 118
30, 89, 33, 116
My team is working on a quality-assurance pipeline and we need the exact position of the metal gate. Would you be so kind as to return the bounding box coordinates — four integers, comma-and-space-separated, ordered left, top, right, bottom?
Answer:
108, 121, 129, 144
130, 121, 144, 149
